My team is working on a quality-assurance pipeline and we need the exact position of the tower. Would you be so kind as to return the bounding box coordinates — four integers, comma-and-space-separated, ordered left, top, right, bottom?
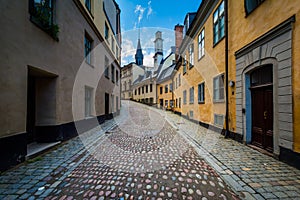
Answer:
135, 29, 144, 66
153, 31, 164, 71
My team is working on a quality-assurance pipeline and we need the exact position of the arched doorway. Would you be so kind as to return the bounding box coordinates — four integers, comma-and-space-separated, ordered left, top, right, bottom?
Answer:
250, 65, 273, 152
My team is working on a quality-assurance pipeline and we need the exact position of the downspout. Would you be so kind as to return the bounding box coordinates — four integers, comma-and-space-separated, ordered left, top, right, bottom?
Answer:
224, 0, 230, 138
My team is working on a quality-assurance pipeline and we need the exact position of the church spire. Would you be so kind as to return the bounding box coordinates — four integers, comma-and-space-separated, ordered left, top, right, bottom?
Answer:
135, 28, 144, 66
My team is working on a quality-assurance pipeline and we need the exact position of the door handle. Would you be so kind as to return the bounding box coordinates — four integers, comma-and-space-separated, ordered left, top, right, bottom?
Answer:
264, 111, 267, 119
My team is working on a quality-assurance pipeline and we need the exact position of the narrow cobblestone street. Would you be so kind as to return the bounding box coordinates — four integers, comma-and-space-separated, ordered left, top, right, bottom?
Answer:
1, 101, 300, 199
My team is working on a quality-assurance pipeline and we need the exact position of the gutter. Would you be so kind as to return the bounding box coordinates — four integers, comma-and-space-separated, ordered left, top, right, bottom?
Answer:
224, 0, 230, 138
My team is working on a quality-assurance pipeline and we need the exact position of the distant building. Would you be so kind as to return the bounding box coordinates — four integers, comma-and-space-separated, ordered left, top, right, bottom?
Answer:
0, 0, 121, 171
131, 31, 177, 105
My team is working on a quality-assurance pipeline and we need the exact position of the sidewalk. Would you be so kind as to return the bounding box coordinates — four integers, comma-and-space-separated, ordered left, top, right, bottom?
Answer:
0, 119, 117, 200
162, 109, 300, 200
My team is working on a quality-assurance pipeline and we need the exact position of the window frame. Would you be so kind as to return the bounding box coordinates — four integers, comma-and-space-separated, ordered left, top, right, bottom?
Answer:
213, 1, 225, 46
104, 56, 109, 79
213, 74, 225, 102
198, 82, 205, 104
189, 44, 194, 68
183, 55, 187, 74
165, 85, 169, 93
111, 64, 115, 83
214, 114, 224, 127
189, 87, 194, 104
85, 34, 93, 65
198, 29, 205, 60
85, 86, 93, 118
183, 90, 187, 105
105, 22, 109, 41
245, 0, 265, 16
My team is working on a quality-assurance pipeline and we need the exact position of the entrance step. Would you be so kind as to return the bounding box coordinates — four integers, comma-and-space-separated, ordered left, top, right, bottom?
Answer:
26, 141, 61, 160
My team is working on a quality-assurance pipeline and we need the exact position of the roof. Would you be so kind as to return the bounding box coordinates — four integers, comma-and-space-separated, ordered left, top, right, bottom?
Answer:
157, 64, 176, 84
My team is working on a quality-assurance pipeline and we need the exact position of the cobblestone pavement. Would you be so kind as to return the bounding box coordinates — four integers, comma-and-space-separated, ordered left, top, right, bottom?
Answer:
158, 105, 300, 200
0, 100, 239, 200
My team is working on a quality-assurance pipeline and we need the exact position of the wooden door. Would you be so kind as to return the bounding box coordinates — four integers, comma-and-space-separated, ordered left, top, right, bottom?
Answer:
251, 87, 273, 152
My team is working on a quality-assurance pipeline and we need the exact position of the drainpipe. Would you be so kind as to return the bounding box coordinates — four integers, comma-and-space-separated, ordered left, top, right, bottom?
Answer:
224, 0, 230, 138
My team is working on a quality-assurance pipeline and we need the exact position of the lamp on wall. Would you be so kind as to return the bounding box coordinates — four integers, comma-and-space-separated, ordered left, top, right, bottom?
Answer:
229, 80, 235, 87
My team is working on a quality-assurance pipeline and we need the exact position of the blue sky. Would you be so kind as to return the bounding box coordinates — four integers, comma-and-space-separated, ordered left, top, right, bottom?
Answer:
117, 0, 202, 67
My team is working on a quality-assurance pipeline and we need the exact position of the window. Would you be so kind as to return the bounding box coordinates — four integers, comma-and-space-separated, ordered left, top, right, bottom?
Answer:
138, 87, 141, 95
150, 84, 153, 92
189, 87, 194, 104
169, 83, 173, 92
85, 0, 91, 13
170, 100, 174, 108
116, 70, 119, 85
29, 0, 55, 35
189, 44, 194, 68
111, 36, 115, 53
183, 55, 187, 74
104, 56, 109, 78
178, 74, 181, 86
116, 46, 119, 60
105, 22, 109, 40
189, 111, 194, 119
213, 1, 225, 45
165, 100, 169, 107
160, 86, 163, 94
213, 74, 224, 102
85, 86, 93, 117
198, 82, 205, 103
111, 65, 115, 83
124, 81, 126, 91
198, 29, 205, 59
250, 65, 273, 86
165, 85, 168, 93
176, 99, 178, 107
245, 0, 264, 15
175, 78, 178, 89
85, 34, 93, 64
142, 86, 144, 94
179, 98, 181, 108
135, 89, 137, 95
146, 85, 148, 93
183, 90, 187, 105
214, 114, 224, 127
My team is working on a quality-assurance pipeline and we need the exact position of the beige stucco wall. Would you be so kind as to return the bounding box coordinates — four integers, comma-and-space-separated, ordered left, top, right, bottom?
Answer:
0, 0, 120, 138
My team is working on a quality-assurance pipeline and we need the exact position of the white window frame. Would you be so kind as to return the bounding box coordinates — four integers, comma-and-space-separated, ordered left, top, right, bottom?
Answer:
198, 29, 205, 59
213, 74, 225, 102
85, 86, 93, 117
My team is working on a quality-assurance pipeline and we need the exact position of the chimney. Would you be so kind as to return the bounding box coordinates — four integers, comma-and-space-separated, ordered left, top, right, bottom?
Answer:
174, 24, 184, 61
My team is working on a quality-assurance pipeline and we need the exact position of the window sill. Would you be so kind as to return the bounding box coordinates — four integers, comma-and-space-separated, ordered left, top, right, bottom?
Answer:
198, 101, 205, 104
85, 61, 94, 68
105, 75, 110, 79
213, 99, 225, 104
213, 36, 225, 48
30, 17, 59, 41
198, 55, 205, 62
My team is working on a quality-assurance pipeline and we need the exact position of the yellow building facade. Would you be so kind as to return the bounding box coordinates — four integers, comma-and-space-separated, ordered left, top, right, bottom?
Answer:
173, 0, 226, 130
228, 0, 300, 166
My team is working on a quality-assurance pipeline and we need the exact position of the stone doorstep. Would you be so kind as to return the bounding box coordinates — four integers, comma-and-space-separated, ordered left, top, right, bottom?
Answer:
26, 141, 61, 160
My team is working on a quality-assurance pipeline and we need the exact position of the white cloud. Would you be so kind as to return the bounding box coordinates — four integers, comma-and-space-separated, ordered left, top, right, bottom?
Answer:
143, 52, 155, 67
121, 38, 136, 66
147, 1, 153, 19
134, 5, 145, 26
